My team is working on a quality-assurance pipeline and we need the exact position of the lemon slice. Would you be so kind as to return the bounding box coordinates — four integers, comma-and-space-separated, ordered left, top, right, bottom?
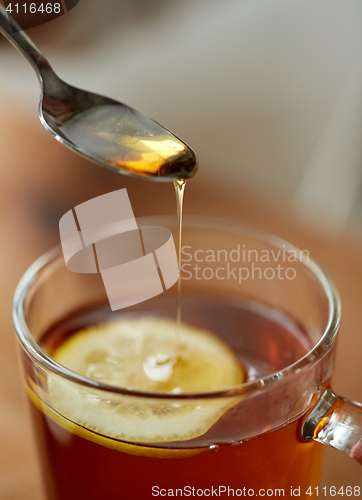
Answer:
48, 317, 244, 445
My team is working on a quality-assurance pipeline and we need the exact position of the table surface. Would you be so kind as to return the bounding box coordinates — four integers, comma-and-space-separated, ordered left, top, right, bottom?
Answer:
1, 108, 362, 498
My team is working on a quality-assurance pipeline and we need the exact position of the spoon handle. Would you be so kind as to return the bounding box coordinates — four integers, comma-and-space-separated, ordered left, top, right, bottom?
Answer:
0, 5, 60, 90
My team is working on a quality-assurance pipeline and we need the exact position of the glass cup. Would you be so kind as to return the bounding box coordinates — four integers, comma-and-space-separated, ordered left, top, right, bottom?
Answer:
13, 216, 362, 500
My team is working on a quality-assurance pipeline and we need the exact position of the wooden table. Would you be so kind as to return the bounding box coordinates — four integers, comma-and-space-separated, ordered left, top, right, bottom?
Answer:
1, 107, 361, 498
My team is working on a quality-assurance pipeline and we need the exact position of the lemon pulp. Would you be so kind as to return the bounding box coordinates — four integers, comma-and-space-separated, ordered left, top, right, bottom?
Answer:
45, 317, 244, 447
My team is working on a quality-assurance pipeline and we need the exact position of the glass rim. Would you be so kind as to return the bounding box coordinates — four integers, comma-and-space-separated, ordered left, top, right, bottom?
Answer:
13, 215, 341, 400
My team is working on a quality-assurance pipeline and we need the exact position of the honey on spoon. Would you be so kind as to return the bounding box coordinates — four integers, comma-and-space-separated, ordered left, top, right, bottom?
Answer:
0, 5, 198, 181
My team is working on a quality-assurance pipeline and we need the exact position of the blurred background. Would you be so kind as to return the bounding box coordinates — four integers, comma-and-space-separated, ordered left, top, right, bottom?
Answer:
1, 0, 362, 497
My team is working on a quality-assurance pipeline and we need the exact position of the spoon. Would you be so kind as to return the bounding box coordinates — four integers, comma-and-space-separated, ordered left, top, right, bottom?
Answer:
0, 6, 198, 181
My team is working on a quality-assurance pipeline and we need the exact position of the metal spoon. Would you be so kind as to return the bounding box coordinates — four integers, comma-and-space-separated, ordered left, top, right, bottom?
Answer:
0, 6, 197, 181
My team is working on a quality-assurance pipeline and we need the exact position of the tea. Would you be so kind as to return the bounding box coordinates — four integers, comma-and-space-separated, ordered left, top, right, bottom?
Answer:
26, 296, 323, 500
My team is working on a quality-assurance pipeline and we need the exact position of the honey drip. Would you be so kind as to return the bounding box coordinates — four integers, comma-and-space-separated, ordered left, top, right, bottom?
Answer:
174, 179, 187, 341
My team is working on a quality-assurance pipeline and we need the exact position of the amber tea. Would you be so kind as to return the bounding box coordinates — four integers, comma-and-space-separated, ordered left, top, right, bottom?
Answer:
25, 296, 323, 500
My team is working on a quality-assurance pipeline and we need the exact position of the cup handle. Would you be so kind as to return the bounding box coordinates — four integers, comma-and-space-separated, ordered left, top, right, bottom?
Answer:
302, 388, 362, 465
